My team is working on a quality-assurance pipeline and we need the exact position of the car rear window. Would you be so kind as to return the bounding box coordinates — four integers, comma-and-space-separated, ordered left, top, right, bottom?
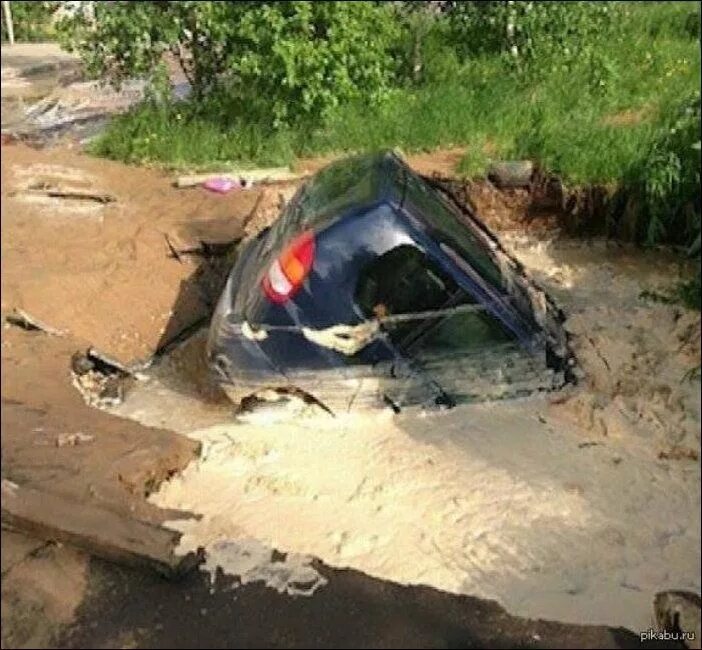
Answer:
354, 244, 514, 353
356, 245, 458, 312
408, 310, 513, 355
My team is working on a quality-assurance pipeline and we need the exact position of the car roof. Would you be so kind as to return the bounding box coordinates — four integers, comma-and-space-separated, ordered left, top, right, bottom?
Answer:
278, 151, 406, 236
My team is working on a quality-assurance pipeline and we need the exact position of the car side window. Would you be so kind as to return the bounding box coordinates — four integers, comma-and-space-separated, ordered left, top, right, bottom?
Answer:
355, 244, 514, 354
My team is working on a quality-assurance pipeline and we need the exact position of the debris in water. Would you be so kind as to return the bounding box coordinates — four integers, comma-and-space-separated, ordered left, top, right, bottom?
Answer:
198, 537, 327, 597
658, 446, 699, 462
70, 349, 132, 409
71, 369, 124, 409
578, 441, 600, 449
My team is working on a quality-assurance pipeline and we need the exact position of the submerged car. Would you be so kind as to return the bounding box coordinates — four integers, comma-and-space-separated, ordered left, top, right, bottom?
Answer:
207, 151, 577, 413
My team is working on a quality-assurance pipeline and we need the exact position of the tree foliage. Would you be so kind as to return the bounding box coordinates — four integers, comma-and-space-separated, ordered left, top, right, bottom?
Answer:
446, 1, 619, 64
57, 1, 401, 125
1, 1, 60, 42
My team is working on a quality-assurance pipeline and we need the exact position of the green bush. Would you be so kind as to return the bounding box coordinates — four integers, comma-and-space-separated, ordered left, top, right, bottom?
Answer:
57, 1, 401, 126
225, 1, 401, 126
57, 2, 241, 97
1, 1, 59, 42
393, 3, 461, 86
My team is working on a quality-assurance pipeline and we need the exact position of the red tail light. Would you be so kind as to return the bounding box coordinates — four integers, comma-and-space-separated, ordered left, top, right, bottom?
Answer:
262, 230, 316, 303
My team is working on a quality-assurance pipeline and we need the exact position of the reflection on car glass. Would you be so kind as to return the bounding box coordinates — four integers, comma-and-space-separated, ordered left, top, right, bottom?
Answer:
412, 310, 513, 354
355, 243, 516, 355
403, 173, 504, 290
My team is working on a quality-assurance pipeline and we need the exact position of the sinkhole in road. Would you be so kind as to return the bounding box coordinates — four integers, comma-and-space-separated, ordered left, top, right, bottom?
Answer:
96, 236, 700, 633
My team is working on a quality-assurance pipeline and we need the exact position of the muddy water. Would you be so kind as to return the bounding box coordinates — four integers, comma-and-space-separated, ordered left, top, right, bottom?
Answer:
109, 237, 701, 632
111, 331, 233, 434
502, 236, 700, 457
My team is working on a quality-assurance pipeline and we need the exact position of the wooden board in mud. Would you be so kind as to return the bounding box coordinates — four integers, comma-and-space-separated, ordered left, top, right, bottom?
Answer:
1, 480, 203, 579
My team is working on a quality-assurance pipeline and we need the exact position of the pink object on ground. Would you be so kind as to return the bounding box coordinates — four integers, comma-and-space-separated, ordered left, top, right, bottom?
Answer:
202, 177, 240, 194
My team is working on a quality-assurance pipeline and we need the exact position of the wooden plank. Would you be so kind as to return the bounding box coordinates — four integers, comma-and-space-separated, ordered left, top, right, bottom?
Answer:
21, 187, 117, 204
175, 169, 305, 189
1, 480, 203, 579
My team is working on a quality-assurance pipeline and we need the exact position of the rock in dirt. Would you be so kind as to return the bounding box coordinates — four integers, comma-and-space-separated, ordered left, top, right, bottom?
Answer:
487, 160, 535, 188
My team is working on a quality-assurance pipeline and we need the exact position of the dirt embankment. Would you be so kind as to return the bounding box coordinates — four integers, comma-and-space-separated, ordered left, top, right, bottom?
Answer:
1, 144, 255, 362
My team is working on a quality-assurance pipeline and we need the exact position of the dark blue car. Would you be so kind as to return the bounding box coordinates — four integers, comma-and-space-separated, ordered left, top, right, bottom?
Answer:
207, 151, 576, 413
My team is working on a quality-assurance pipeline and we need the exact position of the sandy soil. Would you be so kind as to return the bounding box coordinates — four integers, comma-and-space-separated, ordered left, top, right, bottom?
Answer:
1, 326, 198, 521
147, 399, 699, 632
502, 235, 700, 459
1, 143, 259, 364
0, 142, 254, 647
